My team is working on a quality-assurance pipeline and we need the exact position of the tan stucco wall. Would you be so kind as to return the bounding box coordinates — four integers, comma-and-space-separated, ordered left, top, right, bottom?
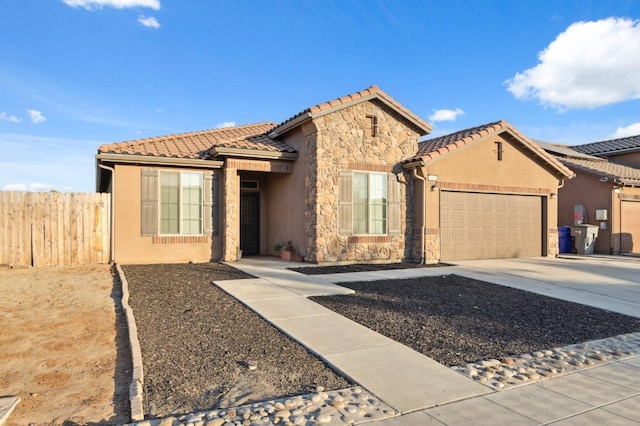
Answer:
306, 99, 422, 263
417, 133, 563, 262
112, 164, 221, 264
264, 126, 309, 257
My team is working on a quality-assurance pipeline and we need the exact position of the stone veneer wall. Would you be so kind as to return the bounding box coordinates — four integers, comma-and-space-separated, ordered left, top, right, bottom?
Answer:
307, 100, 421, 263
223, 167, 239, 261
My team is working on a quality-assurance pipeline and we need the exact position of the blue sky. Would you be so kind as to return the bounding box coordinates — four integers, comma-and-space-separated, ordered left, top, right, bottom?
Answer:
1, 0, 640, 192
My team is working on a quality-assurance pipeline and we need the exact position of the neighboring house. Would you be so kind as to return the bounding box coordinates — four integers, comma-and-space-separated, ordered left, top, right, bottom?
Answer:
96, 86, 572, 264
540, 140, 640, 255
573, 135, 640, 168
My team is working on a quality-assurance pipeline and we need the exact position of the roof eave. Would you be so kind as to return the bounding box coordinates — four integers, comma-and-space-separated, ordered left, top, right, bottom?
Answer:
268, 113, 312, 138
619, 178, 640, 187
401, 159, 425, 170
309, 92, 432, 135
96, 153, 224, 168
210, 147, 298, 160
501, 129, 574, 179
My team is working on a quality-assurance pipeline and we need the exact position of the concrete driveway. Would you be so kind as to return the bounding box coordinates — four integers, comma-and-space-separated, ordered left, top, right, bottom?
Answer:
452, 255, 640, 318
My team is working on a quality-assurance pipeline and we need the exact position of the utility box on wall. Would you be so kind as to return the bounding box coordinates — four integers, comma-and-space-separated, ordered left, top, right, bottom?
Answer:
596, 209, 608, 221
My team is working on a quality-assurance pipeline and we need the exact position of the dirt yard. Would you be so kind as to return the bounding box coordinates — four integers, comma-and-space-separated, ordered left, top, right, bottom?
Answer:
0, 264, 130, 425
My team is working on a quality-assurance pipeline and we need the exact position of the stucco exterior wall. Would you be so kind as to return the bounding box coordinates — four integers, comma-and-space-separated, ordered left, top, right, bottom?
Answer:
112, 164, 221, 264
557, 172, 613, 253
264, 126, 309, 258
308, 99, 422, 263
609, 186, 640, 254
607, 151, 640, 168
417, 134, 562, 262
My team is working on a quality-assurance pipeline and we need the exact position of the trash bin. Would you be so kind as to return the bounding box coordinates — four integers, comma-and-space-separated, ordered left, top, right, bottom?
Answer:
569, 225, 599, 255
558, 226, 574, 254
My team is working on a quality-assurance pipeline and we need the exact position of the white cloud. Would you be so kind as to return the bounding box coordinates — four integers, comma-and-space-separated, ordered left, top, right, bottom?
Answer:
27, 109, 47, 124
2, 183, 54, 192
216, 121, 236, 128
612, 122, 640, 138
138, 15, 160, 28
0, 112, 21, 123
428, 108, 464, 123
62, 0, 160, 10
506, 17, 640, 110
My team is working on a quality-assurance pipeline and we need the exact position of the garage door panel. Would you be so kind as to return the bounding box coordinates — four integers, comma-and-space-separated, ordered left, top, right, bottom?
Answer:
621, 201, 640, 254
441, 191, 542, 261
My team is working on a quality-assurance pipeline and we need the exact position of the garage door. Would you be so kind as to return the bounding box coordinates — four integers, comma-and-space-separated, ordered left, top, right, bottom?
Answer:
621, 201, 640, 254
440, 192, 542, 261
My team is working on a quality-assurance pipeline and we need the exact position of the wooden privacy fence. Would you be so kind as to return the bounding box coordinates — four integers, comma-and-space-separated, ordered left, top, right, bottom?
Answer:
0, 192, 111, 267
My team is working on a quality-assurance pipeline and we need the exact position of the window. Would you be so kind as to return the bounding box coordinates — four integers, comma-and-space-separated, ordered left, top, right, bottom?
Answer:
353, 172, 387, 234
367, 115, 378, 137
160, 171, 202, 235
495, 141, 503, 161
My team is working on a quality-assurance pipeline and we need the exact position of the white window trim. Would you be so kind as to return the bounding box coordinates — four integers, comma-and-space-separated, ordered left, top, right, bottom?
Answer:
352, 171, 388, 236
159, 170, 204, 236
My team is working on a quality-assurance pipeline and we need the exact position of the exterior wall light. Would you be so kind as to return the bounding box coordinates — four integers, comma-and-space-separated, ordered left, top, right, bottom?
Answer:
431, 184, 439, 191
550, 192, 556, 199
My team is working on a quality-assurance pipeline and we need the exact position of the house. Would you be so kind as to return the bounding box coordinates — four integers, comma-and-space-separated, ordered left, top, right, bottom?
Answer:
403, 122, 573, 262
573, 135, 640, 168
540, 139, 640, 255
96, 86, 572, 264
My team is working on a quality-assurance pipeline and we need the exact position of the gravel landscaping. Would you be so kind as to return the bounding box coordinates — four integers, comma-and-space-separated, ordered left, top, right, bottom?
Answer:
310, 274, 640, 366
123, 262, 351, 419
289, 262, 448, 275
123, 261, 640, 420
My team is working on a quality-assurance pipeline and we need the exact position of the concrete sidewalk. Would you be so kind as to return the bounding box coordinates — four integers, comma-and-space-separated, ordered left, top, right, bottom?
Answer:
218, 257, 640, 425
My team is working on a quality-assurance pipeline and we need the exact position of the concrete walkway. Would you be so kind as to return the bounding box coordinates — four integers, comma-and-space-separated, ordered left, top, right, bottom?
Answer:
218, 257, 640, 425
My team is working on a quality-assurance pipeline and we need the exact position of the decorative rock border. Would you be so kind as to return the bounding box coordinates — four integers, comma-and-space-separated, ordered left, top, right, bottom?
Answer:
126, 386, 397, 426
451, 332, 640, 390
116, 264, 146, 421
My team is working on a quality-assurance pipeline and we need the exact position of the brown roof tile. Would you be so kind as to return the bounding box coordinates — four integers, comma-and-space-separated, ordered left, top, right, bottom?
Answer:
558, 157, 640, 184
97, 122, 295, 159
405, 120, 573, 178
271, 85, 432, 136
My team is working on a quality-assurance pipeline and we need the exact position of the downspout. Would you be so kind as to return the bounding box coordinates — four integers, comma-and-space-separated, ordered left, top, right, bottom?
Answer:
412, 167, 426, 264
98, 163, 115, 264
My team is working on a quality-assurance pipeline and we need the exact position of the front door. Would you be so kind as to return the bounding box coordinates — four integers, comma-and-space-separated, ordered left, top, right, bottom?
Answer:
240, 192, 260, 255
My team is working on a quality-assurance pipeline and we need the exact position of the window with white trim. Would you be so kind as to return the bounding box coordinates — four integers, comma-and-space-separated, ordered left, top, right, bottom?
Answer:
160, 171, 203, 235
353, 172, 387, 234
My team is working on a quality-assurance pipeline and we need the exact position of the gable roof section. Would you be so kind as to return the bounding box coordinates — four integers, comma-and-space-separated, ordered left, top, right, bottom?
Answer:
268, 85, 432, 138
98, 122, 296, 160
404, 120, 574, 178
574, 134, 640, 156
558, 157, 640, 186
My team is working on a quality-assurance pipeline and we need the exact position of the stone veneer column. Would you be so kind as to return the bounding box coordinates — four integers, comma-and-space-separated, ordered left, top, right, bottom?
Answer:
311, 101, 420, 263
223, 167, 240, 261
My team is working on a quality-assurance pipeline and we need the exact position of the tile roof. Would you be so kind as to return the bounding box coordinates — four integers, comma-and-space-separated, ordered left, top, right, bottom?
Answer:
534, 140, 601, 160
97, 122, 296, 159
558, 157, 640, 185
573, 134, 640, 155
270, 85, 432, 136
405, 120, 574, 178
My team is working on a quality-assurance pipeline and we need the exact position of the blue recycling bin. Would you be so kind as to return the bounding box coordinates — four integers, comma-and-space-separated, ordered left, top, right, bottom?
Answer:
558, 226, 574, 254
